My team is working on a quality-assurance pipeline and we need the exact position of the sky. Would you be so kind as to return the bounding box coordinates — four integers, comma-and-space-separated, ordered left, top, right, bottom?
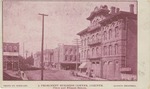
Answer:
3, 1, 137, 56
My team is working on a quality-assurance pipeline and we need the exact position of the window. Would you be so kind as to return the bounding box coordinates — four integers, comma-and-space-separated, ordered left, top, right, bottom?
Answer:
87, 37, 90, 43
70, 49, 72, 54
121, 59, 126, 67
9, 46, 12, 52
92, 35, 95, 42
109, 29, 112, 39
115, 26, 119, 37
3, 46, 7, 52
96, 47, 99, 56
104, 31, 107, 40
84, 50, 86, 58
109, 45, 112, 55
81, 40, 83, 46
104, 46, 107, 55
114, 44, 118, 55
92, 48, 95, 56
84, 39, 86, 46
96, 62, 99, 64
87, 49, 90, 58
14, 46, 18, 52
96, 33, 99, 41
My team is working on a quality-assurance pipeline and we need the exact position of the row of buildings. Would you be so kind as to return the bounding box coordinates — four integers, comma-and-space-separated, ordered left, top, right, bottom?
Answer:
77, 4, 137, 80
3, 42, 20, 71
34, 44, 80, 70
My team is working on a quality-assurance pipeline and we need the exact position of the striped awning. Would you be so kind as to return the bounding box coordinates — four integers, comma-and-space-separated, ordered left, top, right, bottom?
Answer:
79, 62, 87, 69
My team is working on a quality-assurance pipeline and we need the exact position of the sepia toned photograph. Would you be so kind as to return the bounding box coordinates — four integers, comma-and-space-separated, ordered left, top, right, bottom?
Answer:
2, 1, 137, 81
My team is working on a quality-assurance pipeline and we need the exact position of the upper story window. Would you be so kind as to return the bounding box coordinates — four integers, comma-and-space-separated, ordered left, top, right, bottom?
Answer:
96, 33, 99, 41
104, 31, 107, 40
96, 47, 99, 56
8, 45, 12, 52
92, 35, 95, 42
109, 29, 112, 39
13, 46, 18, 52
109, 45, 112, 55
115, 26, 119, 37
104, 46, 107, 55
114, 44, 118, 55
84, 50, 86, 58
3, 45, 7, 52
87, 49, 90, 58
92, 48, 95, 56
84, 39, 86, 46
87, 37, 90, 43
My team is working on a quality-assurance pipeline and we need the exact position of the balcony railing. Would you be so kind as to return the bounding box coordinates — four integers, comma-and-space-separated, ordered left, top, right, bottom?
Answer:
87, 55, 102, 59
87, 39, 101, 46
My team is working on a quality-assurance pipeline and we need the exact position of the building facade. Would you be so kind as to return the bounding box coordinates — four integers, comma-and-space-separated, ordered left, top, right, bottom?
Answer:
53, 44, 80, 70
77, 4, 137, 80
34, 49, 54, 69
3, 42, 20, 71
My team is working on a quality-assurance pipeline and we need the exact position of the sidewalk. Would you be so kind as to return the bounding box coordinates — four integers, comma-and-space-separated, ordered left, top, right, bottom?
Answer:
4, 70, 21, 79
77, 72, 107, 81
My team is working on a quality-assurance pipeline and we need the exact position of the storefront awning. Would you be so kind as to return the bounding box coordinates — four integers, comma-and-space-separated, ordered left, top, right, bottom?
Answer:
79, 62, 87, 69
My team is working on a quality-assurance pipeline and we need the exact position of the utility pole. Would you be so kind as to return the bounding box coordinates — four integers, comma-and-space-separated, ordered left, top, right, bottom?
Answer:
39, 13, 48, 80
73, 38, 80, 72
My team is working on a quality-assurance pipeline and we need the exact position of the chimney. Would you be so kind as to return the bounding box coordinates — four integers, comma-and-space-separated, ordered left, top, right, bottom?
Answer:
116, 8, 120, 13
129, 4, 134, 14
111, 6, 116, 14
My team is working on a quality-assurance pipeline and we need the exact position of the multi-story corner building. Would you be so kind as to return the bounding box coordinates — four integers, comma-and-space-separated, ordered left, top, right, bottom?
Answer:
34, 49, 54, 69
77, 4, 137, 80
53, 44, 80, 70
3, 42, 20, 71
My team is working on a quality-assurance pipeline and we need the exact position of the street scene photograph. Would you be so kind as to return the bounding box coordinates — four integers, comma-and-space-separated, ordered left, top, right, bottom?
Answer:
3, 1, 137, 81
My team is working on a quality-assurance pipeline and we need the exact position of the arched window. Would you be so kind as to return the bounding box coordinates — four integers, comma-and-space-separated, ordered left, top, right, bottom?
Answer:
84, 50, 86, 58
81, 51, 83, 58
3, 45, 7, 52
74, 49, 76, 54
104, 46, 107, 55
115, 26, 119, 37
114, 44, 118, 55
92, 35, 95, 42
92, 48, 95, 56
84, 38, 86, 46
87, 49, 90, 58
70, 49, 72, 55
14, 46, 18, 52
96, 33, 99, 41
109, 29, 112, 39
109, 45, 112, 55
9, 45, 12, 52
104, 31, 107, 40
96, 47, 99, 56
81, 40, 83, 46
87, 37, 90, 43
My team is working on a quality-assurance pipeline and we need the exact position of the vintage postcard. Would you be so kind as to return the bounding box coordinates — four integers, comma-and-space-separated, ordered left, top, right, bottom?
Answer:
1, 0, 150, 89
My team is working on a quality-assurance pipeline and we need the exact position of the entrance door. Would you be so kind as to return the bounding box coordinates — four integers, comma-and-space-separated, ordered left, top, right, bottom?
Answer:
103, 61, 107, 79
95, 61, 100, 77
108, 61, 115, 80
115, 61, 120, 80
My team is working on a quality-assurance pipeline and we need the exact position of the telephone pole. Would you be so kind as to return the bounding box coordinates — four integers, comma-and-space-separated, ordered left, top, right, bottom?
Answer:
39, 13, 48, 80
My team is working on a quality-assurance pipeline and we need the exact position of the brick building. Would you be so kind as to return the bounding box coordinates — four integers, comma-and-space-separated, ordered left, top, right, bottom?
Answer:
77, 4, 137, 80
53, 44, 80, 70
3, 42, 20, 71
34, 49, 54, 69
